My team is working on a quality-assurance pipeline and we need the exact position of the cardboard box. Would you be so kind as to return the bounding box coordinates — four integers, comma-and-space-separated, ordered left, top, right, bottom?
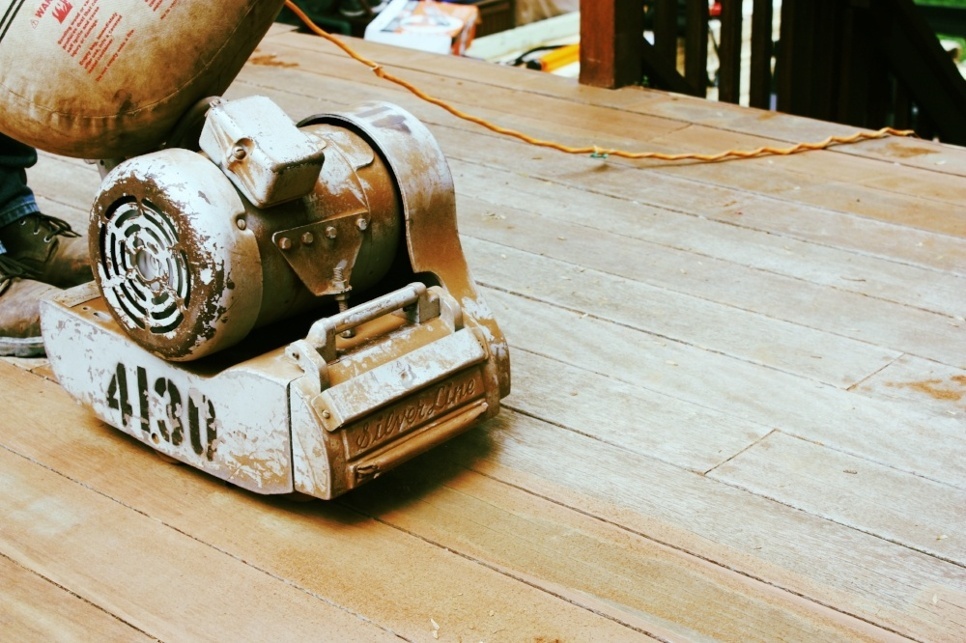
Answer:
365, 0, 479, 55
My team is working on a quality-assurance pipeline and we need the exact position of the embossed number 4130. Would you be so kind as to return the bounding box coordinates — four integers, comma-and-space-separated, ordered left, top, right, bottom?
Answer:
106, 363, 217, 461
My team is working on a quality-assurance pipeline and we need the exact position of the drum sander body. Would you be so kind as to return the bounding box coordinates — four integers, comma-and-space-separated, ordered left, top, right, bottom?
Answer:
1, 0, 509, 498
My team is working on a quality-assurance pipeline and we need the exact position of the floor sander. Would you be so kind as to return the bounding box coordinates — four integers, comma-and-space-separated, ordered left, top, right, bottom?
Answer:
2, 0, 507, 498
41, 94, 510, 499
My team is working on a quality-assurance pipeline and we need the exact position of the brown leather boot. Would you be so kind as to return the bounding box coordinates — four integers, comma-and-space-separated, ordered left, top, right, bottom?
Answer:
0, 213, 92, 287
0, 277, 60, 357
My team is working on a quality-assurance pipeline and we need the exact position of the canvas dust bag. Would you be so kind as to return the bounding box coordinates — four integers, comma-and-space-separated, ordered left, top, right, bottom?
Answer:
0, 0, 285, 158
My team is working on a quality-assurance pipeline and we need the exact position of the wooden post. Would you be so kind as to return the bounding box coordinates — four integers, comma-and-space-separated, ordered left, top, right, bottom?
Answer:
653, 0, 678, 63
579, 0, 644, 88
683, 0, 709, 94
748, 0, 774, 108
717, 0, 743, 103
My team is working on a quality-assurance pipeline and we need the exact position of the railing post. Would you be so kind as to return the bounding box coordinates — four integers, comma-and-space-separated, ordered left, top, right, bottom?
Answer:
683, 0, 710, 94
579, 0, 644, 88
653, 0, 678, 63
748, 0, 774, 108
718, 0, 743, 103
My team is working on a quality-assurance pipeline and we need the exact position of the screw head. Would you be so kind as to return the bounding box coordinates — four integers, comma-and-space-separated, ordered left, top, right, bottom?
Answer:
301, 231, 314, 245
356, 217, 369, 232
277, 236, 293, 251
325, 226, 337, 240
236, 218, 247, 231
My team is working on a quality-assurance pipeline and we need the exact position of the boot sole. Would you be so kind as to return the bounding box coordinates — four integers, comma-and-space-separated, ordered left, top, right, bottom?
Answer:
0, 336, 45, 358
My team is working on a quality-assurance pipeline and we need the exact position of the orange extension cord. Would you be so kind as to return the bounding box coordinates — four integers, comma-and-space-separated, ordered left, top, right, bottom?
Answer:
283, 0, 915, 161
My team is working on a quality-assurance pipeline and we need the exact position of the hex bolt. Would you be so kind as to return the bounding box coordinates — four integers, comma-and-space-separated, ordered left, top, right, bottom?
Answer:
334, 265, 355, 339
356, 217, 369, 232
325, 226, 338, 240
301, 231, 314, 246
277, 236, 293, 251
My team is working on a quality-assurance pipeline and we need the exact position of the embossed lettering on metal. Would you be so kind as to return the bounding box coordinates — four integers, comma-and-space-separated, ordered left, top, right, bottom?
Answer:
344, 368, 485, 459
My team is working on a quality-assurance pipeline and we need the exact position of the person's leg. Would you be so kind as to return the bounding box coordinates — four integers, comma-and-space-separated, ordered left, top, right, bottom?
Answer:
0, 133, 90, 285
0, 134, 40, 237
0, 133, 91, 357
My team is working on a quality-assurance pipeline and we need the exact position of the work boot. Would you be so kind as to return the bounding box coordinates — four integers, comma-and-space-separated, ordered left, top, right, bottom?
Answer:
0, 213, 91, 288
0, 277, 59, 357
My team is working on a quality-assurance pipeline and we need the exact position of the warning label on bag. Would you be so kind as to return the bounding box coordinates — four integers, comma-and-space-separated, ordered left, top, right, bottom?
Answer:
20, 0, 180, 81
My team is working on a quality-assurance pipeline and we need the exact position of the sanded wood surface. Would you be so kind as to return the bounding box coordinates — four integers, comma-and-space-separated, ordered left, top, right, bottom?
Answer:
2, 24, 965, 641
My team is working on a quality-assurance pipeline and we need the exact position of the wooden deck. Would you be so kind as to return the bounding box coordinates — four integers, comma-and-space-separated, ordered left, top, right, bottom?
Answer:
2, 24, 965, 641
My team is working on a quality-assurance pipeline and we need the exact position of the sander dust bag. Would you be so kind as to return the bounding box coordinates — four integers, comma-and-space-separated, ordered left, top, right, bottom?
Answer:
0, 0, 285, 158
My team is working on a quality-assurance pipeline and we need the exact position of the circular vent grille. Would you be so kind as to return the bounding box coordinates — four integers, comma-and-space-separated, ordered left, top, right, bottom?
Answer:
91, 148, 262, 362
98, 196, 191, 335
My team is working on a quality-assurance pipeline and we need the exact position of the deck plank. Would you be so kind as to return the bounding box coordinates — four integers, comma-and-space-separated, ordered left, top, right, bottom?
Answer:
0, 554, 152, 642
4, 29, 965, 642
249, 34, 966, 207
230, 55, 966, 274
484, 288, 966, 488
454, 410, 966, 642
0, 363, 659, 641
242, 36, 966, 265
451, 161, 966, 319
257, 28, 966, 180
851, 355, 966, 419
465, 235, 902, 388
707, 431, 966, 567
0, 446, 397, 641
345, 463, 905, 642
453, 153, 966, 278
462, 208, 964, 370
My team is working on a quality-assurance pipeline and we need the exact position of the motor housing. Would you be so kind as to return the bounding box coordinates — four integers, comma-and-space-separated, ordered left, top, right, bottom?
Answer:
91, 97, 402, 361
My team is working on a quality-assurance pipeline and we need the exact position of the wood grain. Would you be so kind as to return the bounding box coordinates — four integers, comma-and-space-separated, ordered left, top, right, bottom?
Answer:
3, 30, 964, 642
708, 431, 966, 566
0, 363, 659, 641
0, 447, 398, 641
0, 554, 152, 642
484, 288, 966, 489
453, 410, 966, 641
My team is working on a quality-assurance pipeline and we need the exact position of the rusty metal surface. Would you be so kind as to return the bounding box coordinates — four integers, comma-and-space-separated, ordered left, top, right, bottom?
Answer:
49, 97, 510, 500
91, 149, 263, 362
199, 95, 325, 208
41, 283, 298, 495
306, 103, 512, 407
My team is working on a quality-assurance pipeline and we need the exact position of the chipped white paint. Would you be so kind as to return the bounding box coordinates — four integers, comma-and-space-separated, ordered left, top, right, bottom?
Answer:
92, 149, 263, 360
42, 98, 509, 499
42, 285, 295, 494
43, 275, 507, 499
